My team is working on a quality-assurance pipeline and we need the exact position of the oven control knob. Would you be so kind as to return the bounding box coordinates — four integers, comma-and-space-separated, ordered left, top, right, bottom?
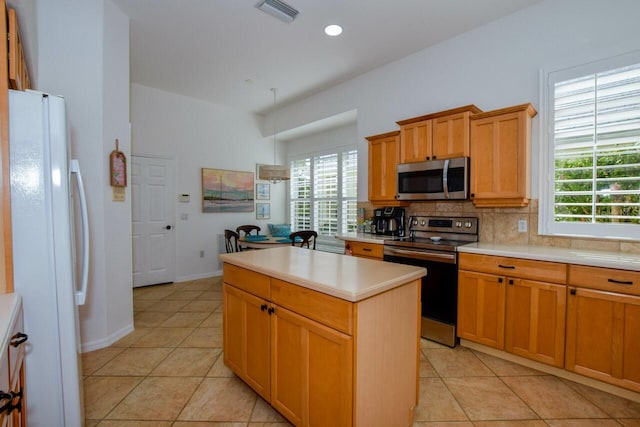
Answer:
420, 220, 426, 226
455, 221, 462, 228
413, 219, 418, 226
465, 221, 472, 228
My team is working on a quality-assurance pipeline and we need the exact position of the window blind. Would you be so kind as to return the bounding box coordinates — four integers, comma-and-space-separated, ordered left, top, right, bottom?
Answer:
553, 62, 640, 224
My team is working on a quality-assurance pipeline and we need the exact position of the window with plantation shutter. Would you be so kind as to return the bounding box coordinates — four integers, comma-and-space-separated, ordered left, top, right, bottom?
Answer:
540, 51, 640, 240
289, 148, 357, 244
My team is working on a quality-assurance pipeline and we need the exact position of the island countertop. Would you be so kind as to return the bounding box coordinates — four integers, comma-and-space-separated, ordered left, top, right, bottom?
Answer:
219, 246, 426, 302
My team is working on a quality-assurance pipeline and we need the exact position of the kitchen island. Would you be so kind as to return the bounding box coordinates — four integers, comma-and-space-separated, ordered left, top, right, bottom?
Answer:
219, 246, 426, 427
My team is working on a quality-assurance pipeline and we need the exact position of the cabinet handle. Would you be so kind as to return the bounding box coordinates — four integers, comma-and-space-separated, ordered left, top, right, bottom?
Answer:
508, 279, 514, 285
260, 304, 267, 312
10, 332, 28, 347
498, 278, 503, 283
363, 248, 372, 252
432, 155, 437, 159
0, 392, 11, 415
8, 389, 22, 414
267, 307, 275, 315
498, 264, 516, 269
608, 278, 633, 285
470, 193, 475, 199
570, 288, 577, 296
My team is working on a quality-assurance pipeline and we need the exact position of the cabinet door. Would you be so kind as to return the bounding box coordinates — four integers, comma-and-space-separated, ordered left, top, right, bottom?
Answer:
271, 305, 353, 427
505, 279, 566, 367
566, 287, 640, 393
400, 120, 432, 163
368, 134, 400, 202
470, 104, 535, 208
223, 284, 271, 400
457, 270, 505, 349
432, 112, 470, 159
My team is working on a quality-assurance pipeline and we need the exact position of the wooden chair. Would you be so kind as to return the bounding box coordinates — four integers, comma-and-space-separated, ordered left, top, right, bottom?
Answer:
224, 229, 240, 253
236, 225, 261, 250
236, 225, 261, 238
289, 230, 318, 250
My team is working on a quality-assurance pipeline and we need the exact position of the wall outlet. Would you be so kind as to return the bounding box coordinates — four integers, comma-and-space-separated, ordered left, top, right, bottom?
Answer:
199, 250, 205, 258
518, 219, 528, 233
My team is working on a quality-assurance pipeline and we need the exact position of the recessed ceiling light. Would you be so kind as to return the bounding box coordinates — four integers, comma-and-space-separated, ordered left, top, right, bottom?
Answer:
324, 24, 343, 37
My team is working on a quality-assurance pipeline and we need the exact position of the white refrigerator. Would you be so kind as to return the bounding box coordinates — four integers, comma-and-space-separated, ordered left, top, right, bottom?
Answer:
9, 89, 90, 426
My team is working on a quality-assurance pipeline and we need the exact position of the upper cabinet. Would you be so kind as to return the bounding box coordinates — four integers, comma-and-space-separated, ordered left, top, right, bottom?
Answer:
366, 131, 406, 206
397, 105, 482, 163
469, 103, 537, 208
8, 8, 31, 91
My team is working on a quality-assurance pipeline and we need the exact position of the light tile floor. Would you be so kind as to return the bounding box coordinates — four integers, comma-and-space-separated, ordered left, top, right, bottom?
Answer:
83, 277, 640, 426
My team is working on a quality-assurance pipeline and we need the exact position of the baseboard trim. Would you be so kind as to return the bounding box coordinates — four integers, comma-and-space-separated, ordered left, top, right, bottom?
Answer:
81, 322, 134, 353
460, 339, 640, 404
176, 270, 222, 282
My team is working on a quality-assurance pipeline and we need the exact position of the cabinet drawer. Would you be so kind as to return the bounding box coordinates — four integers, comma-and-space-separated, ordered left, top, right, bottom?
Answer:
349, 241, 383, 260
459, 253, 567, 284
271, 278, 354, 335
569, 265, 640, 297
223, 263, 270, 299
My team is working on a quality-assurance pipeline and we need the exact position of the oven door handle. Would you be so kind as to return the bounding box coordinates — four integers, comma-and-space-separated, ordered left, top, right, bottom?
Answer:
384, 247, 457, 264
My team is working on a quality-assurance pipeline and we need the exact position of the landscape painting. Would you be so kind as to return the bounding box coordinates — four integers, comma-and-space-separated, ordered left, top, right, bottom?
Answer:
202, 168, 254, 213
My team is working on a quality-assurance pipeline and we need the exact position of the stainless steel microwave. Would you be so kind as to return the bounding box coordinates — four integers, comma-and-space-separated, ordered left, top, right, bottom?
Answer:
396, 157, 469, 201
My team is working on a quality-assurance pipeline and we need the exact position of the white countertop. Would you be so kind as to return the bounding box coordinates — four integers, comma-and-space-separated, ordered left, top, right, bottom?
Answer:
334, 232, 388, 244
459, 243, 640, 271
0, 293, 21, 355
219, 246, 426, 302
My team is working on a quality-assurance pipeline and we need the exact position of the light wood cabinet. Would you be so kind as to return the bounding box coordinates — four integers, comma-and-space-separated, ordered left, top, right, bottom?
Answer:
469, 103, 537, 207
397, 105, 481, 163
223, 284, 270, 400
566, 265, 640, 392
271, 305, 353, 426
345, 241, 383, 260
0, 304, 26, 426
458, 253, 567, 367
222, 262, 420, 427
398, 119, 432, 163
367, 131, 405, 205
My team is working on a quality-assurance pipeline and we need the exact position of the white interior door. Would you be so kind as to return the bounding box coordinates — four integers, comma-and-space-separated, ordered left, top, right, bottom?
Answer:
132, 155, 176, 287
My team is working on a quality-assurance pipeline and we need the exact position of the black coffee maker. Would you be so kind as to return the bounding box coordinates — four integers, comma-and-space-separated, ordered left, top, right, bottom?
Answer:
372, 207, 405, 237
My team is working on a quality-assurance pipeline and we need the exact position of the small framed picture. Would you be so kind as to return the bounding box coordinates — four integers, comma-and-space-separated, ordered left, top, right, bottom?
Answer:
256, 203, 271, 220
256, 183, 270, 200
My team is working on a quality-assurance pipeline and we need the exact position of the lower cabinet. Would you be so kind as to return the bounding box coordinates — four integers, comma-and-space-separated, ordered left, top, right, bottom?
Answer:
565, 265, 640, 393
223, 283, 353, 425
0, 302, 27, 427
458, 253, 567, 367
222, 263, 420, 427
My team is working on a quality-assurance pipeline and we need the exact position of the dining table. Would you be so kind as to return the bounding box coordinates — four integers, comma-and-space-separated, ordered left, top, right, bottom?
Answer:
238, 234, 298, 250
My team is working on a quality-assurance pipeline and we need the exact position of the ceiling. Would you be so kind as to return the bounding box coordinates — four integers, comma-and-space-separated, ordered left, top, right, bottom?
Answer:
111, 0, 543, 115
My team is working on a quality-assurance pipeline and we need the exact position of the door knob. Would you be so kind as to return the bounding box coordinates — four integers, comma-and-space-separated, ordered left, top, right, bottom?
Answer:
165, 225, 172, 230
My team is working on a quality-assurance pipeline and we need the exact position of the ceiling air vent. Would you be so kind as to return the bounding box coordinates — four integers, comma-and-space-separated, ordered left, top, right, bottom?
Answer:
255, 0, 299, 23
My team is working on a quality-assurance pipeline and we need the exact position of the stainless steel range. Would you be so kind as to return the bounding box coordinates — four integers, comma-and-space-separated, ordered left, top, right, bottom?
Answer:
383, 216, 478, 347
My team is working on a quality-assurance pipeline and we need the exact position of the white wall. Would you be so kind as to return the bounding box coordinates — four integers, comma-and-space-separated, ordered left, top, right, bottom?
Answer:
36, 0, 132, 351
131, 84, 287, 279
266, 0, 640, 201
287, 123, 357, 159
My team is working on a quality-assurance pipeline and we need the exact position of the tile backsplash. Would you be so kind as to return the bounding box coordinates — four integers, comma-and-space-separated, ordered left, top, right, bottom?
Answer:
358, 200, 640, 255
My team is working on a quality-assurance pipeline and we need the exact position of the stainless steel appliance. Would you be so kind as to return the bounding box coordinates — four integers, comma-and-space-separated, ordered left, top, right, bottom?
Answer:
396, 157, 469, 201
372, 206, 405, 237
383, 216, 478, 347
